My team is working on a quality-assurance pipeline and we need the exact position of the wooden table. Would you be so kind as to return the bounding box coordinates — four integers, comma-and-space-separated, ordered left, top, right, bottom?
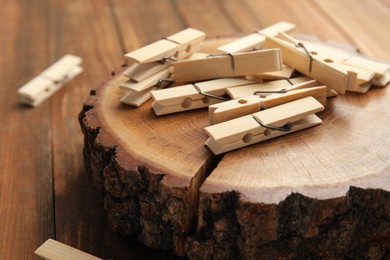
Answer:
1, 0, 389, 259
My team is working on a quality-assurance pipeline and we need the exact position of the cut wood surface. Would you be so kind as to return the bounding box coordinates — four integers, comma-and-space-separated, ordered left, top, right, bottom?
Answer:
1, 0, 390, 259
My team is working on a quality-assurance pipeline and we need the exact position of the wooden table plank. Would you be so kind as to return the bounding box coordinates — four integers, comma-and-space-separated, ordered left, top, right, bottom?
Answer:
0, 0, 55, 259
313, 0, 390, 59
112, 0, 185, 51
44, 0, 169, 259
173, 0, 238, 37
244, 0, 350, 43
1, 0, 389, 259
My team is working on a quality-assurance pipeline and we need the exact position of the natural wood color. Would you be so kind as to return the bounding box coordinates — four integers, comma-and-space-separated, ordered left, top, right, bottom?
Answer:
123, 62, 171, 82
217, 21, 296, 53
120, 67, 172, 91
265, 36, 357, 94
173, 48, 282, 83
151, 78, 254, 115
3, 1, 390, 259
227, 77, 318, 99
209, 86, 327, 125
248, 64, 295, 80
124, 28, 205, 63
205, 96, 323, 144
18, 55, 83, 106
35, 239, 102, 260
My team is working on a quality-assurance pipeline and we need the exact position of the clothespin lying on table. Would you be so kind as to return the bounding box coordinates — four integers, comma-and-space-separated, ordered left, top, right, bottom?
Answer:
173, 48, 283, 83
264, 35, 357, 94
209, 85, 327, 124
18, 54, 82, 107
120, 28, 206, 106
35, 239, 102, 260
151, 77, 255, 115
218, 21, 296, 53
293, 39, 390, 92
124, 28, 205, 64
151, 76, 318, 116
204, 96, 324, 155
120, 67, 173, 92
226, 77, 318, 99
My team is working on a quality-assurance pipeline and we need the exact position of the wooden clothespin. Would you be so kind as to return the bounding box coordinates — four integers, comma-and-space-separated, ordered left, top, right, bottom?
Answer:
35, 239, 102, 260
173, 48, 283, 83
218, 21, 296, 53
124, 28, 205, 64
204, 96, 324, 155
18, 54, 82, 107
122, 51, 205, 83
277, 37, 390, 93
151, 78, 256, 115
209, 86, 327, 124
120, 67, 173, 92
264, 35, 357, 94
227, 77, 319, 99
246, 64, 295, 81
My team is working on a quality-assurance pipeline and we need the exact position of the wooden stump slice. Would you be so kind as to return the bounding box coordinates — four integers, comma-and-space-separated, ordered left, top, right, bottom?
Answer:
79, 39, 390, 258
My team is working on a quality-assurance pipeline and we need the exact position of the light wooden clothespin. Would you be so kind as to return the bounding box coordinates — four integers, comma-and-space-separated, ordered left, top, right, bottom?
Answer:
173, 48, 283, 83
218, 21, 296, 53
227, 77, 319, 99
209, 86, 327, 124
121, 28, 205, 107
124, 28, 205, 64
35, 239, 102, 260
290, 39, 390, 92
120, 67, 173, 92
18, 54, 82, 107
264, 35, 357, 94
151, 78, 256, 115
204, 96, 324, 155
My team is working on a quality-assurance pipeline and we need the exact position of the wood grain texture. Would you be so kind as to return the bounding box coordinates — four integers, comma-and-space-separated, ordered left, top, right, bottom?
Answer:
0, 0, 55, 258
1, 0, 390, 259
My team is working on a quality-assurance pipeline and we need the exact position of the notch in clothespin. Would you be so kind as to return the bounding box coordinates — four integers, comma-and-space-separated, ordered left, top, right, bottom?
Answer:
264, 35, 358, 94
173, 48, 283, 83
151, 78, 256, 115
218, 21, 296, 53
209, 85, 327, 125
204, 96, 324, 155
18, 54, 82, 107
124, 28, 205, 64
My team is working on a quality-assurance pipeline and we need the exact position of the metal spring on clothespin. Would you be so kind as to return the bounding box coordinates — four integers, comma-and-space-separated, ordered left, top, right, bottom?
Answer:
206, 53, 236, 70
252, 115, 293, 132
296, 42, 313, 73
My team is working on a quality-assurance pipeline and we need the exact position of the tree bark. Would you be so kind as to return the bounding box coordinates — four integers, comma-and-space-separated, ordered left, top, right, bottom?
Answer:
79, 42, 390, 258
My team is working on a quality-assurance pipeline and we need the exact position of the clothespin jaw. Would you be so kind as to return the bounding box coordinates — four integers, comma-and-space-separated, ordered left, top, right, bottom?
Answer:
151, 78, 255, 115
217, 21, 296, 53
173, 48, 283, 83
205, 96, 324, 155
120, 67, 173, 92
209, 86, 327, 125
18, 54, 82, 107
123, 28, 205, 64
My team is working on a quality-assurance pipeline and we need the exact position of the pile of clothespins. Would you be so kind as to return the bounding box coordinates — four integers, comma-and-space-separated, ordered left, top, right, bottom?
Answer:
118, 21, 390, 155
18, 22, 389, 155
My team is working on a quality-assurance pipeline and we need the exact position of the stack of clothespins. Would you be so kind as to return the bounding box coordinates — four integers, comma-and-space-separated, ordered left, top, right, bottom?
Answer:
119, 22, 390, 155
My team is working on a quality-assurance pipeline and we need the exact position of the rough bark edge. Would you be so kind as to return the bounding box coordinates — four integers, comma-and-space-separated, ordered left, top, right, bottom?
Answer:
78, 69, 195, 256
186, 187, 390, 259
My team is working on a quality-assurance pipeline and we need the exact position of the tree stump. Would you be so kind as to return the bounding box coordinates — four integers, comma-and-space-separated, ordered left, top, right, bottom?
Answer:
79, 40, 390, 259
